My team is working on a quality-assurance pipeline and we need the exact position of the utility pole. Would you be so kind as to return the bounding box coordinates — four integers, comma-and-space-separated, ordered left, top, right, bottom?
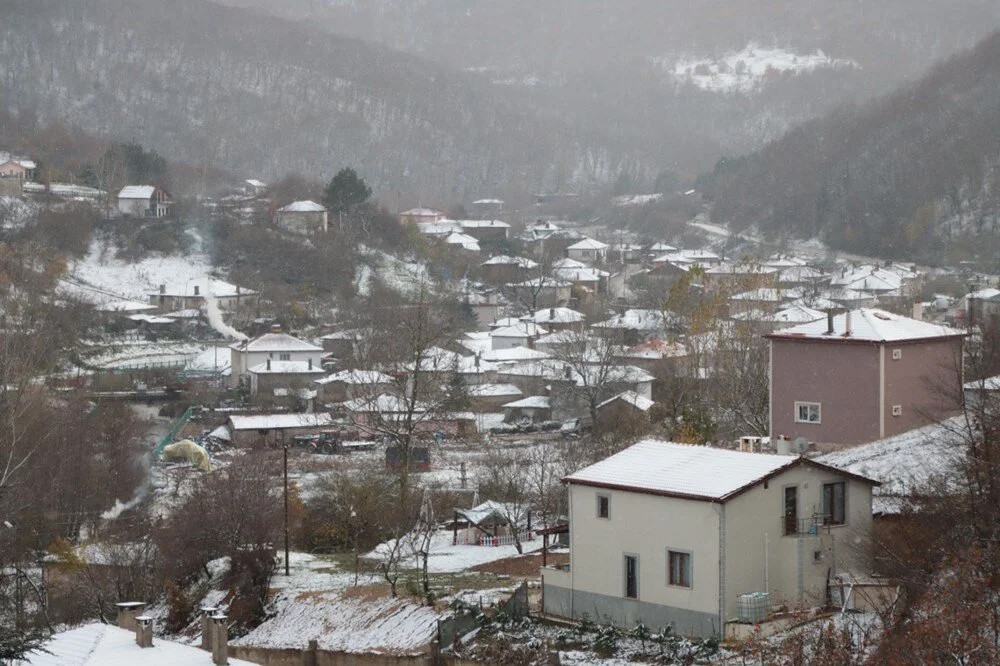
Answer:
283, 442, 290, 577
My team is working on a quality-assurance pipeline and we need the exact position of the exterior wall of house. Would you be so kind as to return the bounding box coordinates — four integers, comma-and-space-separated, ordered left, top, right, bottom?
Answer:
491, 334, 529, 351
567, 248, 606, 263
769, 339, 881, 445
551, 484, 723, 637
118, 198, 151, 217
882, 338, 963, 437
722, 467, 874, 619
250, 371, 322, 395
230, 349, 324, 387
0, 161, 30, 179
279, 210, 328, 234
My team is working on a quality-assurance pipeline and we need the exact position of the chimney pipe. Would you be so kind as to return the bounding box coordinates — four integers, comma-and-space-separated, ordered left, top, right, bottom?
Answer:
266, 358, 271, 371
912, 301, 923, 321
549, 307, 555, 320
308, 358, 313, 370
200, 606, 219, 650
826, 310, 834, 335
194, 285, 200, 296
159, 284, 166, 295
116, 601, 146, 631
211, 613, 229, 665
135, 615, 153, 649
271, 323, 281, 334
845, 311, 852, 337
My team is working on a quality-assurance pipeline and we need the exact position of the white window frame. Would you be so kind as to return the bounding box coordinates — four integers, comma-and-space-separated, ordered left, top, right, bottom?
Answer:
794, 401, 821, 424
891, 348, 902, 360
279, 353, 291, 361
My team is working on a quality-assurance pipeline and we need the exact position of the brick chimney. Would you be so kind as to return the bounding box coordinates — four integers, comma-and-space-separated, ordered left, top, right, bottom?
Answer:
115, 601, 146, 631
135, 615, 153, 649
271, 323, 282, 334
211, 613, 229, 665
200, 606, 219, 650
826, 310, 834, 335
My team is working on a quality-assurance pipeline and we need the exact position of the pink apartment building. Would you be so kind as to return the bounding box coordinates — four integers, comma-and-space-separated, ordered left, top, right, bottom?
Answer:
766, 309, 965, 446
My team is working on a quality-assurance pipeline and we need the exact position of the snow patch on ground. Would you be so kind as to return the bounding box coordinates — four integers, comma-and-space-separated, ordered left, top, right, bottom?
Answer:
666, 43, 858, 93
70, 240, 215, 302
355, 247, 432, 298
369, 529, 544, 574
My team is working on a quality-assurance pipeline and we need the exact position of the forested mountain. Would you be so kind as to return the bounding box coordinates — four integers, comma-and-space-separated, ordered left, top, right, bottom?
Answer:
220, 0, 1000, 181
0, 0, 637, 201
703, 31, 1000, 265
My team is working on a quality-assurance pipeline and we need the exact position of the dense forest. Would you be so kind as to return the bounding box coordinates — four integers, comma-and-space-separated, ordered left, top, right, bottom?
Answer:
702, 31, 1000, 265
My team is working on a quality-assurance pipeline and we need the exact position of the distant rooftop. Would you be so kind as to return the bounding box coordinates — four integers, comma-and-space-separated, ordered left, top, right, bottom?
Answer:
767, 308, 965, 343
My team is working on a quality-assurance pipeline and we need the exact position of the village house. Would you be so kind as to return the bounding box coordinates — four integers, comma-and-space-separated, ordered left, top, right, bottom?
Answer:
766, 309, 966, 446
443, 231, 481, 252
467, 382, 523, 411
595, 391, 655, 428
147, 279, 255, 312
480, 255, 539, 283
456, 219, 510, 242
566, 237, 609, 263
243, 178, 267, 196
0, 154, 35, 180
117, 185, 172, 218
506, 278, 573, 309
524, 306, 586, 332
276, 200, 328, 234
313, 368, 395, 403
490, 322, 547, 350
502, 395, 552, 423
542, 440, 878, 638
227, 412, 336, 447
229, 326, 324, 388
398, 207, 445, 225
248, 358, 324, 396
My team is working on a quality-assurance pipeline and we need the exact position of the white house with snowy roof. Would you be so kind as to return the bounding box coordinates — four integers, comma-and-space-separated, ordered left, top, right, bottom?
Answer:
276, 200, 328, 234
542, 440, 878, 638
566, 237, 609, 263
229, 326, 324, 387
117, 185, 172, 218
147, 278, 256, 312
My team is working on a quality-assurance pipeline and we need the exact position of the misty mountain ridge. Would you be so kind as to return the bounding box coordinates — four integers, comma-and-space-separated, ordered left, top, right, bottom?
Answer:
703, 31, 1000, 264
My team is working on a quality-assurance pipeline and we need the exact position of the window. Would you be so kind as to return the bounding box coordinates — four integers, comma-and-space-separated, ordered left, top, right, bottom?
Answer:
783, 486, 798, 535
795, 402, 821, 424
823, 482, 846, 526
597, 494, 610, 519
892, 348, 902, 360
668, 550, 692, 588
279, 353, 291, 361
624, 555, 638, 599
892, 405, 902, 417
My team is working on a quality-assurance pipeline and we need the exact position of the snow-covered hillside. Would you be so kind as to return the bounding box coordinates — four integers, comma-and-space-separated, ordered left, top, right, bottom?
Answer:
666, 44, 858, 93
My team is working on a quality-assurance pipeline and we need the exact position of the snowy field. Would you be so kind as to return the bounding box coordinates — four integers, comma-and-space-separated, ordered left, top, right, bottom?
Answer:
666, 44, 857, 93
68, 240, 216, 302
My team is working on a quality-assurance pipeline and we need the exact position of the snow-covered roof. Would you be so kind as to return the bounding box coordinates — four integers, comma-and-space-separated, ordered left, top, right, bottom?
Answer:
279, 200, 326, 213
619, 339, 687, 360
181, 347, 232, 376
771, 304, 826, 325
818, 417, 964, 514
481, 254, 538, 268
96, 299, 159, 313
400, 207, 442, 216
767, 308, 966, 343
593, 308, 670, 332
567, 237, 609, 251
230, 332, 323, 353
598, 390, 655, 411
117, 185, 157, 199
552, 257, 587, 269
468, 383, 523, 398
315, 369, 394, 385
966, 287, 1000, 301
613, 193, 662, 206
778, 265, 827, 283
444, 231, 481, 251
553, 267, 609, 282
228, 413, 334, 430
459, 219, 510, 229
705, 262, 779, 276
22, 622, 256, 666
649, 242, 677, 252
729, 288, 788, 302
503, 395, 551, 409
566, 440, 875, 501
245, 179, 265, 187
964, 375, 1000, 391
490, 323, 547, 338
658, 249, 720, 264
481, 346, 551, 363
507, 277, 573, 288
472, 198, 504, 205
527, 307, 585, 324
342, 393, 424, 414
248, 360, 324, 374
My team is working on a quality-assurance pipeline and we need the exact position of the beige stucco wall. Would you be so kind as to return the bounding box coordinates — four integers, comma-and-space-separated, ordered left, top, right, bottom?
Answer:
230, 349, 323, 387
567, 483, 722, 618
722, 465, 873, 618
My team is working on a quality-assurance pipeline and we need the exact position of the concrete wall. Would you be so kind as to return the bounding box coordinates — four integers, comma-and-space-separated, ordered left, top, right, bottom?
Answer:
722, 466, 874, 619
564, 483, 722, 634
770, 339, 880, 445
882, 338, 963, 437
230, 645, 429, 666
